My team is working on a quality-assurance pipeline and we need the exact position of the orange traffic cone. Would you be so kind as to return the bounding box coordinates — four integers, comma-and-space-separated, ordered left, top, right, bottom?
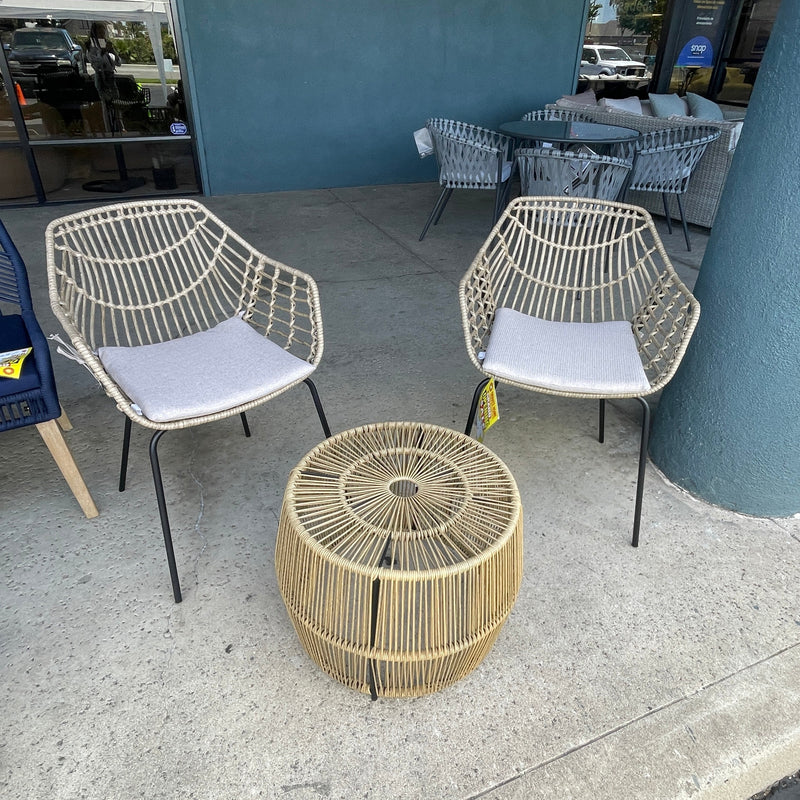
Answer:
14, 82, 26, 105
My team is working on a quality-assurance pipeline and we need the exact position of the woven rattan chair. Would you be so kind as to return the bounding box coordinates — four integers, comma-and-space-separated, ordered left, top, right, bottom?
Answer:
459, 197, 700, 546
419, 118, 513, 241
624, 125, 722, 250
46, 199, 331, 602
1, 220, 98, 519
516, 146, 631, 200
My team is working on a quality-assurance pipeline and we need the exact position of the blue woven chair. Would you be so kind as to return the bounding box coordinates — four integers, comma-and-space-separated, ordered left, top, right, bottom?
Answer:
0, 220, 97, 519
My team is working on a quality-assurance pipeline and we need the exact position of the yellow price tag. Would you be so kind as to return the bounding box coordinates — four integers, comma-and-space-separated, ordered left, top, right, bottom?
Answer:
0, 347, 32, 380
476, 377, 499, 442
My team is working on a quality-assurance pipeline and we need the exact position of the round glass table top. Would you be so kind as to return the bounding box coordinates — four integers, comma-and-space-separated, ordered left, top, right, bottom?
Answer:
499, 119, 640, 144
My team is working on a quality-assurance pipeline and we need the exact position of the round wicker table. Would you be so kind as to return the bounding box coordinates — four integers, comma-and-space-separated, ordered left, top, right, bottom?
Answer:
275, 421, 523, 699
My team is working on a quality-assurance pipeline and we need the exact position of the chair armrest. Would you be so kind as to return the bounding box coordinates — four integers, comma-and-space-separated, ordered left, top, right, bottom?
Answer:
459, 256, 499, 371
20, 309, 60, 406
631, 270, 700, 392
241, 258, 324, 367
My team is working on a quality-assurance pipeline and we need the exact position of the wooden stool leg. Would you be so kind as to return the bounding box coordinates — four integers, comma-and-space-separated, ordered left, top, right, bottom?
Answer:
36, 420, 99, 519
57, 407, 73, 431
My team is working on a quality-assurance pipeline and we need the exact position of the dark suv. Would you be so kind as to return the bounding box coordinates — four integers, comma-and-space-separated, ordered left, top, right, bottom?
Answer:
7, 27, 87, 78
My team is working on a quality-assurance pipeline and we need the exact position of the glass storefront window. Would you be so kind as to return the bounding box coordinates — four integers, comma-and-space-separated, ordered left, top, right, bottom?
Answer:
0, 147, 38, 202
583, 0, 666, 98
0, 7, 199, 205
585, 0, 779, 107
5, 18, 185, 140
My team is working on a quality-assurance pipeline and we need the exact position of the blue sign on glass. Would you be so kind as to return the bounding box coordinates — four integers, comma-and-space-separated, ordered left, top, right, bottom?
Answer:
170, 121, 188, 135
676, 36, 714, 67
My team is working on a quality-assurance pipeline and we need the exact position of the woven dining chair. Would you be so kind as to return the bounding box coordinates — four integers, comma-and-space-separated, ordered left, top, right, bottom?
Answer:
520, 109, 592, 122
419, 118, 513, 241
516, 147, 631, 200
0, 220, 98, 519
46, 199, 331, 602
459, 197, 700, 546
623, 125, 721, 251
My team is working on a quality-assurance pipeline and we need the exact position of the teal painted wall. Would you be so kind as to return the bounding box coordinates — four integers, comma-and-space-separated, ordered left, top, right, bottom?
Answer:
649, 0, 800, 516
173, 0, 586, 194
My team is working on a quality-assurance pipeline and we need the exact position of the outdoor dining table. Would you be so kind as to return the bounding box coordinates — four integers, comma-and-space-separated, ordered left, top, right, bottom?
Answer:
500, 119, 640, 201
499, 119, 640, 151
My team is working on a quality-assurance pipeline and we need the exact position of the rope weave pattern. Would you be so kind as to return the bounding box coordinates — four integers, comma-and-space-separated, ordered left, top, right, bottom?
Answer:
516, 147, 631, 201
426, 118, 512, 189
625, 125, 722, 194
46, 199, 324, 430
520, 109, 592, 123
276, 421, 523, 697
459, 197, 700, 397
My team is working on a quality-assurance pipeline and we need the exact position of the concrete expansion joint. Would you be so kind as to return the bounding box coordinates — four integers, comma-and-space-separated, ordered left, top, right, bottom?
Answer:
326, 187, 442, 278
467, 643, 800, 799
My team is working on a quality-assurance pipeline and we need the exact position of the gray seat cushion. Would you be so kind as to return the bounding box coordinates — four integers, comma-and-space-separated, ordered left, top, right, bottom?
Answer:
98, 317, 315, 423
482, 307, 650, 395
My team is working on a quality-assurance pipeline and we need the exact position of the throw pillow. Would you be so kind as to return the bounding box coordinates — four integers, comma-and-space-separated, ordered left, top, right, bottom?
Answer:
648, 93, 689, 118
598, 96, 643, 115
556, 89, 597, 107
685, 92, 725, 121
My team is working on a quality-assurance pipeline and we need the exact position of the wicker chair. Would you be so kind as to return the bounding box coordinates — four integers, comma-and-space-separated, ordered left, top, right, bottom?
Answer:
46, 199, 330, 602
0, 220, 98, 519
459, 197, 700, 546
516, 147, 631, 200
419, 118, 513, 241
624, 125, 722, 250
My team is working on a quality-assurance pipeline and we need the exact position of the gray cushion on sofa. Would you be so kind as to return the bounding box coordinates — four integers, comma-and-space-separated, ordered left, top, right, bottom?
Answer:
98, 317, 314, 423
649, 93, 689, 118
686, 92, 726, 120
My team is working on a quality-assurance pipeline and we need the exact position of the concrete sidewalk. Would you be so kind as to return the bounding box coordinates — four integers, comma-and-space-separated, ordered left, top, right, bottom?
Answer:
2, 185, 798, 800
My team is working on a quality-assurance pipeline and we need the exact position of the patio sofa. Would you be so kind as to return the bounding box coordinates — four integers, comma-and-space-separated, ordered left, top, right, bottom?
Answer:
544, 96, 745, 228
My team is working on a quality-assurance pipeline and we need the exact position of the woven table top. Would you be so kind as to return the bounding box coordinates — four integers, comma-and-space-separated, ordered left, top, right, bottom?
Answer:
282, 421, 521, 574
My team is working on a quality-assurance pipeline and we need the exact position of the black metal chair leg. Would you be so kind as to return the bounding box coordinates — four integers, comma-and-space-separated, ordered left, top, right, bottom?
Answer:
676, 194, 691, 251
661, 193, 673, 234
493, 182, 506, 225
631, 397, 651, 548
119, 416, 132, 492
495, 177, 514, 224
432, 187, 454, 227
419, 187, 451, 241
240, 411, 251, 438
464, 377, 492, 436
598, 398, 605, 444
149, 430, 182, 603
304, 378, 331, 438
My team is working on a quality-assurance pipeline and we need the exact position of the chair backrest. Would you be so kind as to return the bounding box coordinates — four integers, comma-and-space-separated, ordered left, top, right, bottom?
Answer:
516, 147, 631, 201
46, 199, 322, 364
460, 197, 699, 389
628, 125, 722, 194
0, 220, 61, 431
426, 118, 510, 189
521, 108, 591, 122
0, 221, 30, 310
